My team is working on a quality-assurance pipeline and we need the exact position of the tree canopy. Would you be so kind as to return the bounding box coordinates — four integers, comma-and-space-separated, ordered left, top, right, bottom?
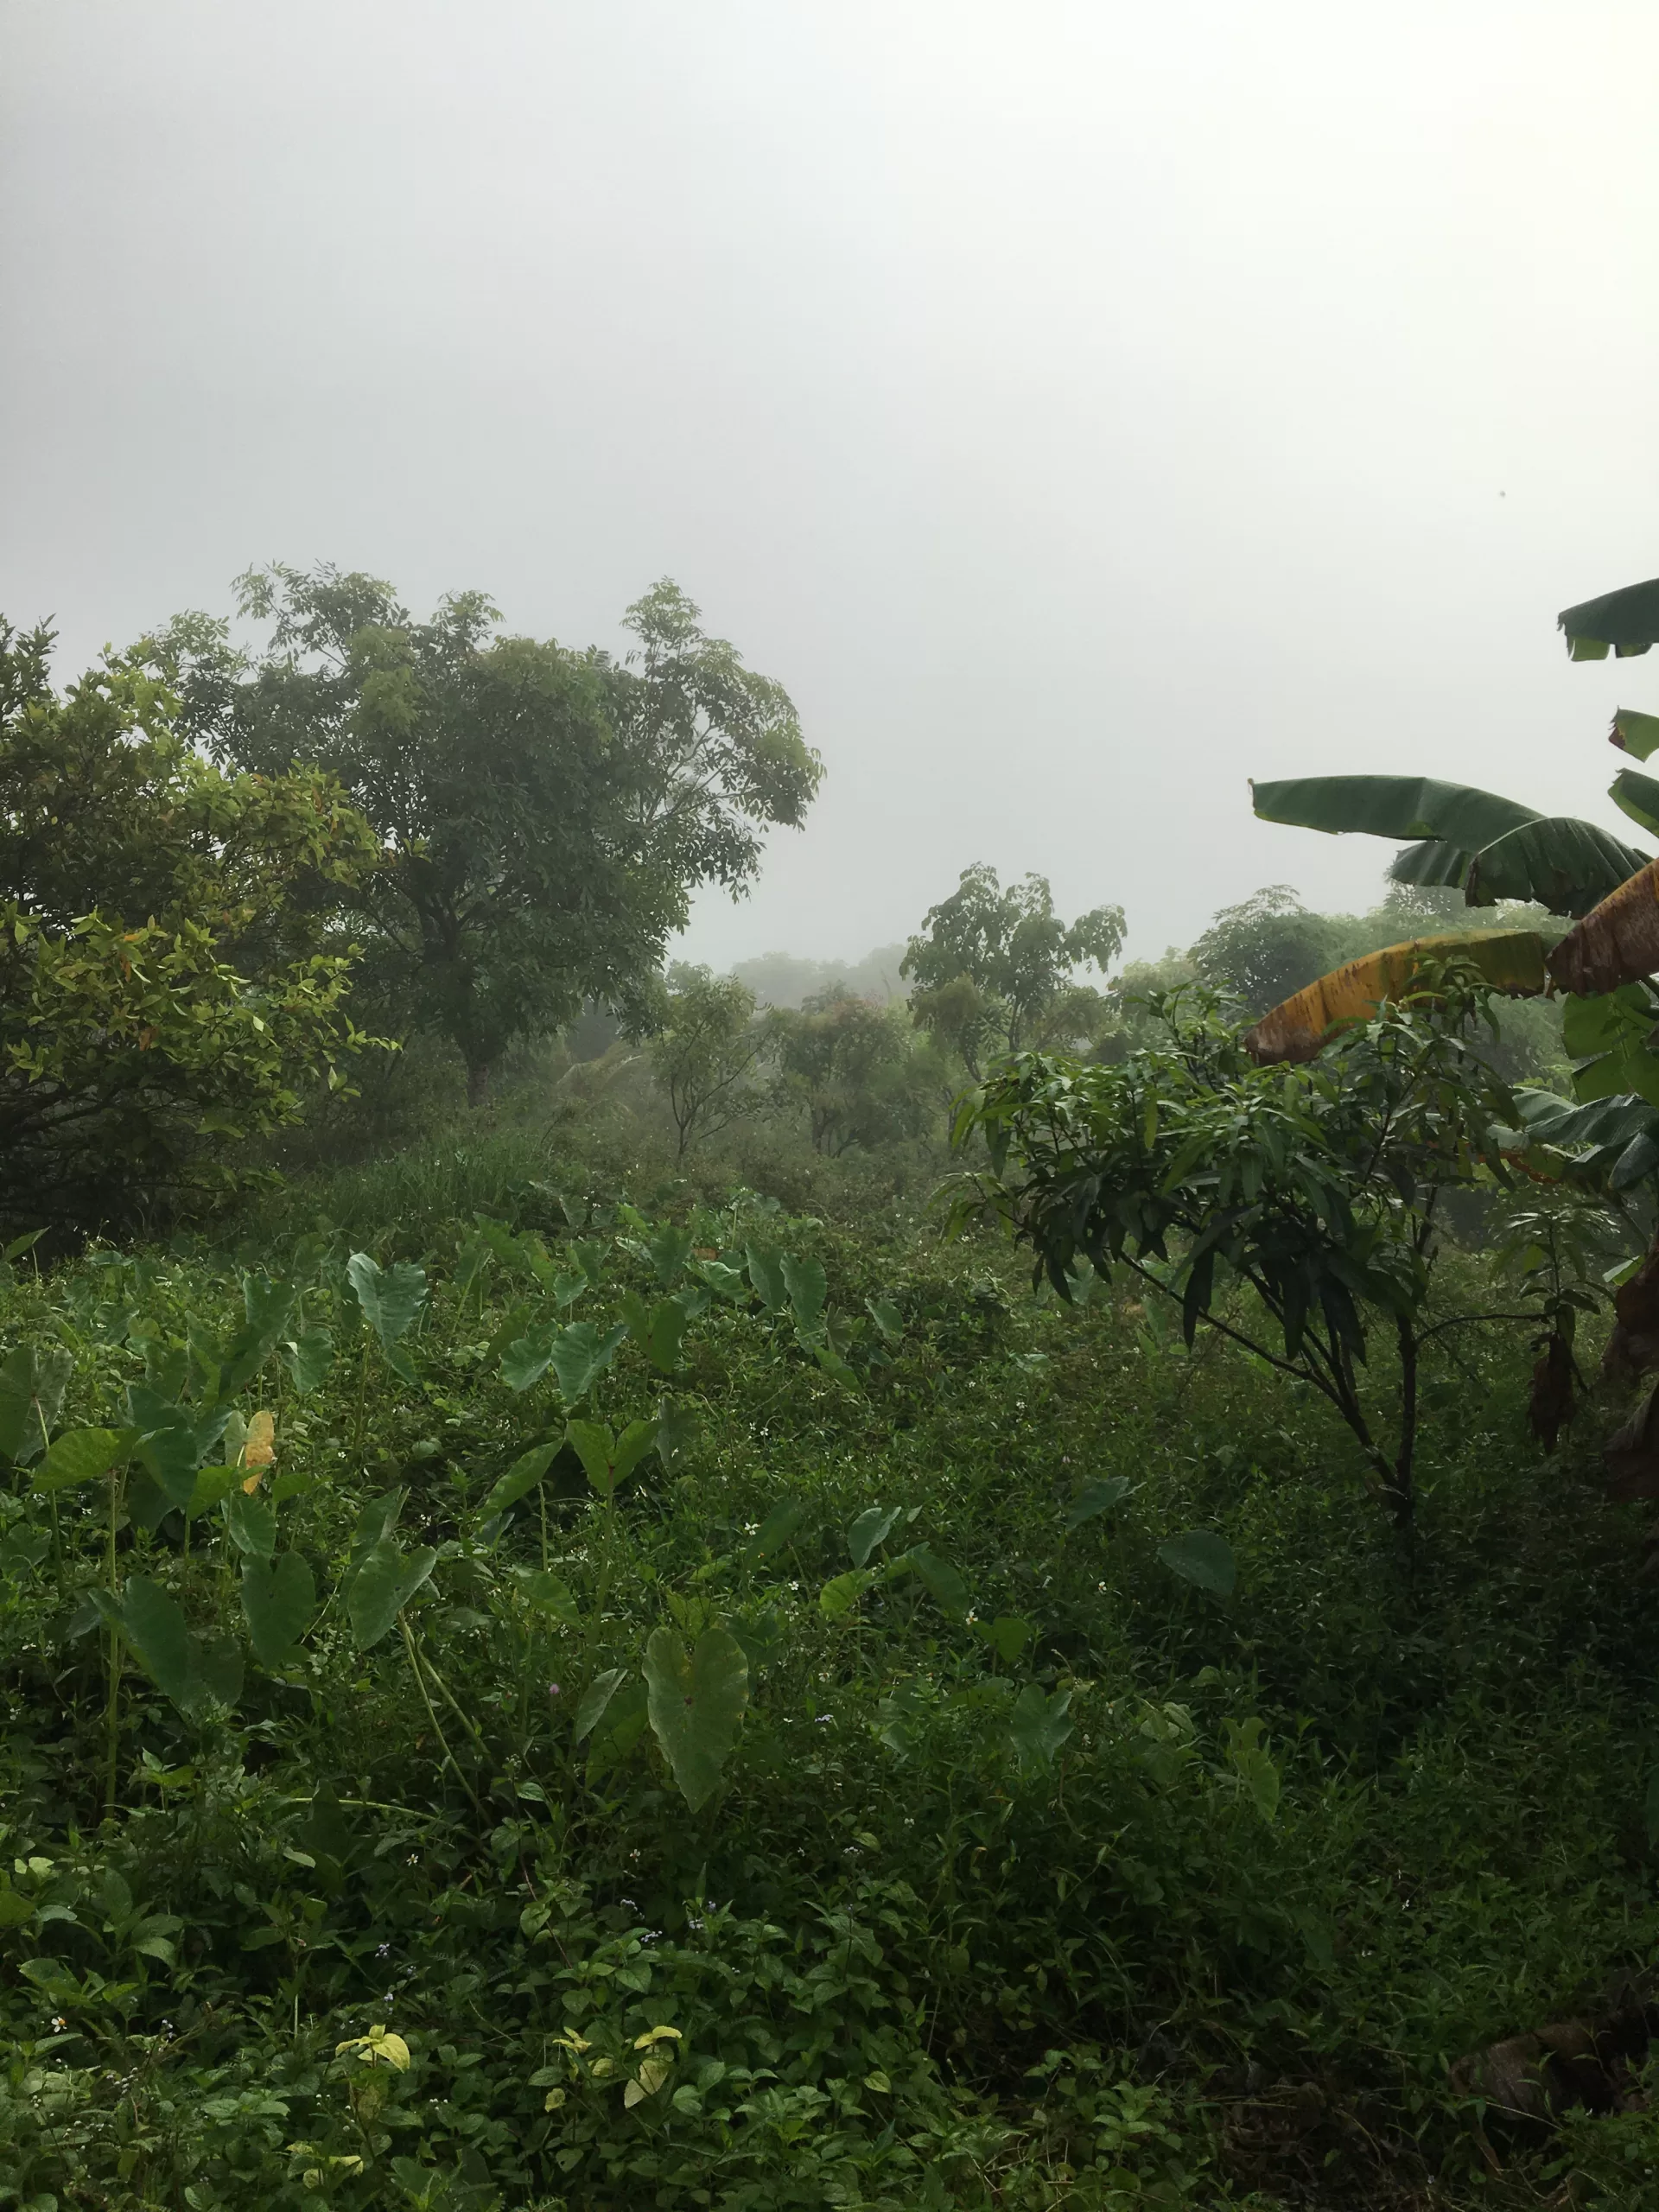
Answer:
146, 567, 822, 1102
902, 865, 1125, 1073
0, 619, 379, 1236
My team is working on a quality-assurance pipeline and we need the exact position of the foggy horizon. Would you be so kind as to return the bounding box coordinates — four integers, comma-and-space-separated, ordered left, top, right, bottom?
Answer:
7, 2, 1659, 973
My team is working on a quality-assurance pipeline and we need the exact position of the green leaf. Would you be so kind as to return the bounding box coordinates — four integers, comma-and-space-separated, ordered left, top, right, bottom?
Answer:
647, 1299, 690, 1375
476, 1441, 561, 1518
780, 1255, 827, 1332
500, 1325, 559, 1393
1008, 1682, 1074, 1771
977, 1614, 1034, 1664
1224, 1716, 1281, 1824
1464, 817, 1647, 915
865, 1298, 903, 1342
655, 1395, 700, 1473
346, 1252, 427, 1352
281, 1326, 334, 1395
565, 1417, 656, 1498
1613, 707, 1659, 761
847, 1505, 900, 1567
1611, 766, 1659, 840
643, 1624, 750, 1812
1065, 1475, 1135, 1529
222, 1491, 276, 1560
240, 1552, 315, 1667
1157, 1529, 1236, 1599
3, 1228, 45, 1262
646, 1224, 695, 1283
904, 1543, 970, 1622
1563, 987, 1659, 1108
32, 1427, 128, 1495
819, 1568, 874, 1623
747, 1498, 806, 1560
117, 1576, 242, 1719
745, 1244, 788, 1313
347, 1536, 437, 1649
0, 1344, 75, 1466
547, 1321, 627, 1404
573, 1666, 626, 1744
1250, 773, 1540, 850
1560, 575, 1659, 652
512, 1569, 579, 1624
218, 1274, 296, 1402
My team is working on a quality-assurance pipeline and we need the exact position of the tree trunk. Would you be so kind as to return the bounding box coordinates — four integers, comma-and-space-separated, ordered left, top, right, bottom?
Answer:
466, 1058, 492, 1109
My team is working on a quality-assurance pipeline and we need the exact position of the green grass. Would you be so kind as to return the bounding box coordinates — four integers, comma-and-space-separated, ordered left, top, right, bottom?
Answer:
1, 1139, 1657, 2209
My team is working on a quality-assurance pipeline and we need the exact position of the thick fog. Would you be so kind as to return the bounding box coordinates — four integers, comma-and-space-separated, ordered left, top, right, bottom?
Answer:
4, 1, 1659, 968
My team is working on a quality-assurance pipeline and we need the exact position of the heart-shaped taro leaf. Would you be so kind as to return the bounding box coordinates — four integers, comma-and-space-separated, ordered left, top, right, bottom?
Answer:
1157, 1529, 1236, 1599
347, 1535, 437, 1649
643, 1624, 749, 1812
240, 1551, 316, 1667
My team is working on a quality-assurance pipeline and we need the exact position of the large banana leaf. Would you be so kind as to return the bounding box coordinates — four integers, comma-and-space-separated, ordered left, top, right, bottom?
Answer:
1243, 931, 1548, 1065
1250, 775, 1540, 848
1462, 817, 1647, 914
1612, 708, 1659, 760
1250, 775, 1643, 916
1548, 856, 1659, 996
1559, 577, 1659, 658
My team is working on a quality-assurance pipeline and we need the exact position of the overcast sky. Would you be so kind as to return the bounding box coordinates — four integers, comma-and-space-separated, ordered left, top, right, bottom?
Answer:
5, 2, 1659, 969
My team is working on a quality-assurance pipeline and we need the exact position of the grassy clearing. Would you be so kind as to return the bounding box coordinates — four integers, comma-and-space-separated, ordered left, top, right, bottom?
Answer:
1, 1133, 1657, 2209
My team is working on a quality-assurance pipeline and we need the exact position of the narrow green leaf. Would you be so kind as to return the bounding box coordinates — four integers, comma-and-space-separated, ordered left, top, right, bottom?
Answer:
745, 1244, 788, 1313
747, 1499, 806, 1560
780, 1255, 827, 1332
574, 1666, 626, 1744
222, 1491, 276, 1560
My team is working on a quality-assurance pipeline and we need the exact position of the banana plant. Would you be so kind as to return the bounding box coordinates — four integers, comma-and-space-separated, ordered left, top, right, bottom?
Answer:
1246, 572, 1659, 1096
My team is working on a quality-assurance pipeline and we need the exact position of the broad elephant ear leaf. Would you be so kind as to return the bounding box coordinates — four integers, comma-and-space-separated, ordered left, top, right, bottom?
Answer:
1560, 576, 1659, 658
1548, 858, 1659, 997
1243, 931, 1547, 1065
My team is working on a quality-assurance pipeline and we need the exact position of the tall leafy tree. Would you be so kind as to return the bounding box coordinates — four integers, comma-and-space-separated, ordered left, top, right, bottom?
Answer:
902, 864, 1125, 1075
147, 568, 822, 1103
770, 988, 937, 1154
0, 619, 379, 1236
643, 965, 768, 1157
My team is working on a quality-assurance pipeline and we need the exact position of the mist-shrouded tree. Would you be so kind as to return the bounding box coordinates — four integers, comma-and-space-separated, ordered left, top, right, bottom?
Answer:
643, 966, 768, 1156
770, 987, 937, 1154
1189, 887, 1357, 1018
144, 566, 823, 1104
0, 618, 379, 1236
902, 864, 1125, 1076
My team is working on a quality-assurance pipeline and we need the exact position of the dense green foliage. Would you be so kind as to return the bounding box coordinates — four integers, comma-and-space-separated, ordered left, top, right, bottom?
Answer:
3, 1123, 1659, 2210
0, 620, 380, 1240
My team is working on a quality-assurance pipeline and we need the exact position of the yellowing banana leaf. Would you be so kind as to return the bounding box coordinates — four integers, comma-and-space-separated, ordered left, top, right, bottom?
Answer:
1548, 856, 1659, 996
1612, 708, 1659, 762
1560, 576, 1659, 658
1243, 931, 1548, 1065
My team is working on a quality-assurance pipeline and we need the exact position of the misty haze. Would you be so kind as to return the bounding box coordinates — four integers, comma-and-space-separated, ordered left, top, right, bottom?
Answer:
5, 6, 1659, 2208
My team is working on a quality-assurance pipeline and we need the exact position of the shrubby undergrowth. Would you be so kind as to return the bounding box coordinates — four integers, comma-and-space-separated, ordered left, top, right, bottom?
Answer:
1, 1125, 1657, 2209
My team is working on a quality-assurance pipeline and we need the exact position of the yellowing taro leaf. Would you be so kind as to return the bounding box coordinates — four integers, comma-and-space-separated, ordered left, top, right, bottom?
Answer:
1548, 857, 1659, 998
240, 1410, 276, 1492
1243, 931, 1547, 1065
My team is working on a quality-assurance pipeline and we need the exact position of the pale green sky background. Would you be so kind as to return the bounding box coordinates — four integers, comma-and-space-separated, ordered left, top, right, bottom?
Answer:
4, 1, 1659, 966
